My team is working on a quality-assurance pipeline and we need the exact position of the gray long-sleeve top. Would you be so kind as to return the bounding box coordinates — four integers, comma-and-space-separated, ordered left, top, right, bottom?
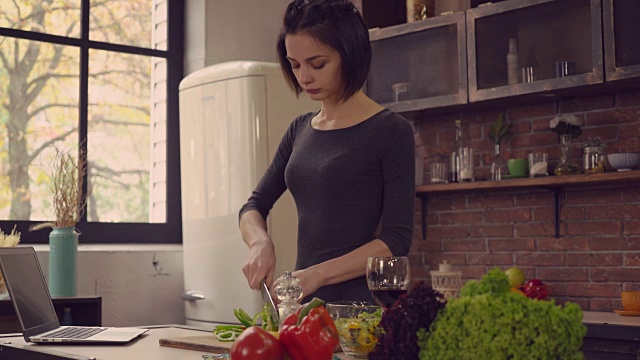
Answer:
239, 109, 415, 303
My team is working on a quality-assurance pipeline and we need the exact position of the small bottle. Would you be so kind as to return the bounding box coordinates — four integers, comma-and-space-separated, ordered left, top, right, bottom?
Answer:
450, 120, 463, 182
490, 144, 505, 181
507, 38, 519, 85
273, 271, 303, 329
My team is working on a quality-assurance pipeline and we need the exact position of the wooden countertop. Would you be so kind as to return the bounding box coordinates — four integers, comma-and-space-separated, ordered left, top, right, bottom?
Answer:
583, 310, 640, 327
0, 315, 638, 359
0, 325, 353, 360
583, 311, 640, 341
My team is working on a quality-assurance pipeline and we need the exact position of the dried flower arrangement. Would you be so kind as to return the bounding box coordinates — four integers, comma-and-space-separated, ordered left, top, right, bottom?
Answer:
30, 148, 89, 231
0, 225, 21, 248
0, 226, 21, 294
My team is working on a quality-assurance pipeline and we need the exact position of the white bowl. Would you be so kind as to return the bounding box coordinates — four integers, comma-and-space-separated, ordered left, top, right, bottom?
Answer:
607, 153, 640, 172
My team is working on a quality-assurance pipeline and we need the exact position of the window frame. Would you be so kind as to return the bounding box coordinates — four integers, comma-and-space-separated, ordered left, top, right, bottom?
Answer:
0, 0, 184, 244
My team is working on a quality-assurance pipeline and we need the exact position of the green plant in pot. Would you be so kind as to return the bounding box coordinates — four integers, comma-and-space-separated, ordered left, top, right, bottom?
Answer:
31, 148, 89, 297
488, 114, 511, 181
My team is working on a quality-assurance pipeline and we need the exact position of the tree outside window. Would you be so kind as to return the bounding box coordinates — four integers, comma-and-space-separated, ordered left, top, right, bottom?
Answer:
0, 0, 182, 243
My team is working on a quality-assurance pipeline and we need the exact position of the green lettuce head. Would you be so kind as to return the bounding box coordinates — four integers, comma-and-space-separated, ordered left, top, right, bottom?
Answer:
418, 268, 586, 360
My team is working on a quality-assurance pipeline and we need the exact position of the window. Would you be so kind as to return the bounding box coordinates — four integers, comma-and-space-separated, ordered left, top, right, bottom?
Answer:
0, 0, 183, 244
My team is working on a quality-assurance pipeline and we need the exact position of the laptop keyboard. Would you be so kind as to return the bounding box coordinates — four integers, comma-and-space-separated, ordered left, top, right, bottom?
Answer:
44, 327, 108, 339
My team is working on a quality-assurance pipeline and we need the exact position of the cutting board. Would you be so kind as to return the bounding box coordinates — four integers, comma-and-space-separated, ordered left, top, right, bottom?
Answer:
159, 335, 233, 353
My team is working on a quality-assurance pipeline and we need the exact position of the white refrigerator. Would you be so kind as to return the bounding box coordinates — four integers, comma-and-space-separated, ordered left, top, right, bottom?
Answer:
178, 61, 318, 327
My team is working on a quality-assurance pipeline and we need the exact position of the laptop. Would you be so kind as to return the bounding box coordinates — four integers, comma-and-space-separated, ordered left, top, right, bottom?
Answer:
0, 247, 147, 343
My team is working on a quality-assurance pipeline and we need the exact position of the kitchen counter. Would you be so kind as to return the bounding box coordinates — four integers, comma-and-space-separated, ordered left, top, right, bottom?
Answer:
583, 310, 640, 340
0, 325, 353, 360
0, 314, 638, 359
581, 311, 640, 357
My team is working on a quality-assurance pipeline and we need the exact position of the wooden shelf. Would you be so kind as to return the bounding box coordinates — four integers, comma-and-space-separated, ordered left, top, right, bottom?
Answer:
415, 170, 640, 240
416, 170, 640, 194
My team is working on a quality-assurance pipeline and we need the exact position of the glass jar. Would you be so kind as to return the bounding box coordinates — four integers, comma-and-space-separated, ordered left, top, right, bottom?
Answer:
582, 137, 606, 173
555, 134, 580, 175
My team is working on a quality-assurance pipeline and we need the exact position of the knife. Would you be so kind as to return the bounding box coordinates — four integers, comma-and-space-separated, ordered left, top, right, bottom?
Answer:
261, 280, 280, 324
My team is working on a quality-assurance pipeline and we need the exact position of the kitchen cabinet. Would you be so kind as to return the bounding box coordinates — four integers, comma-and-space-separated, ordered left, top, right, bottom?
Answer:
467, 0, 604, 103
415, 170, 640, 240
603, 0, 640, 83
364, 0, 640, 117
367, 11, 468, 115
358, 0, 407, 29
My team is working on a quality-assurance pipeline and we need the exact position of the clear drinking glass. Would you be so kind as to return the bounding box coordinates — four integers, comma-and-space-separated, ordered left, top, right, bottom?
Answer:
366, 256, 410, 309
391, 82, 410, 102
459, 147, 474, 182
528, 153, 548, 177
430, 162, 448, 184
521, 66, 535, 82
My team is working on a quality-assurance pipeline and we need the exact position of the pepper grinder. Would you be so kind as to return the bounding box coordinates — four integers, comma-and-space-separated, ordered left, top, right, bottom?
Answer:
273, 271, 303, 328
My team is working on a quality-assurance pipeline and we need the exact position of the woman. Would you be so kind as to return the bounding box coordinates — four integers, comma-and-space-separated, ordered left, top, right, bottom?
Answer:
239, 0, 415, 303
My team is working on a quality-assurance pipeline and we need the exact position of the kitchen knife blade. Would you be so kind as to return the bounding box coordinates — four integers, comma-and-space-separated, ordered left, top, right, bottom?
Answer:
261, 280, 280, 323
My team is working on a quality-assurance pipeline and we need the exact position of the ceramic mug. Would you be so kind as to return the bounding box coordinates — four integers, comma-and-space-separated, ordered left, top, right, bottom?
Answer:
507, 158, 529, 177
621, 291, 640, 311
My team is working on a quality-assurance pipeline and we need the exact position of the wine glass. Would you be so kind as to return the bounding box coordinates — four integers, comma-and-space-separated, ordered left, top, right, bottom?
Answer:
366, 256, 410, 309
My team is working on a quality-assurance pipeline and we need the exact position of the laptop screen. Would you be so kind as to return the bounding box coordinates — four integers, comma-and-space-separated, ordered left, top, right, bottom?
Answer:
0, 250, 58, 330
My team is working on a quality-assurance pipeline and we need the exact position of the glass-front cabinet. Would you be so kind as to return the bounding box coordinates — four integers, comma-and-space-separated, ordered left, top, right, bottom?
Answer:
603, 0, 640, 83
365, 0, 640, 114
367, 12, 467, 115
467, 0, 604, 103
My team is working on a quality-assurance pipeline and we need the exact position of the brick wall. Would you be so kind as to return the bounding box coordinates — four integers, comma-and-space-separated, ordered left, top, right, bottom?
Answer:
410, 89, 640, 312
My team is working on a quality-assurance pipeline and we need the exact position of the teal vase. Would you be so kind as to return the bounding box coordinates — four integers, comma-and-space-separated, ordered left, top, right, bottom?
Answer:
48, 227, 78, 297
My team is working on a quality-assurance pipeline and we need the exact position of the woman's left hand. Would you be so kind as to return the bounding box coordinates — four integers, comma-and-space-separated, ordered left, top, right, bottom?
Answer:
290, 268, 322, 301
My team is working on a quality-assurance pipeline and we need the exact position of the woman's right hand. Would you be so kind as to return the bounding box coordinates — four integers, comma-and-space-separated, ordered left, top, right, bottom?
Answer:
242, 237, 277, 290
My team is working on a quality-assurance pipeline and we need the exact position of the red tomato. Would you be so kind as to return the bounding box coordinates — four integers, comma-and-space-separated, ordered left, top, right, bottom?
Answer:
230, 326, 285, 360
522, 279, 547, 300
526, 279, 544, 287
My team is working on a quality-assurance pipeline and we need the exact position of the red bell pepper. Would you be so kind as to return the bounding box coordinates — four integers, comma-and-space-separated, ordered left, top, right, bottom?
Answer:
230, 326, 285, 360
279, 297, 339, 360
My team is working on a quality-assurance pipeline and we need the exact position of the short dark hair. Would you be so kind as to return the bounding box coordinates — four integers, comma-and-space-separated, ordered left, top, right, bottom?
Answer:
276, 0, 371, 102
